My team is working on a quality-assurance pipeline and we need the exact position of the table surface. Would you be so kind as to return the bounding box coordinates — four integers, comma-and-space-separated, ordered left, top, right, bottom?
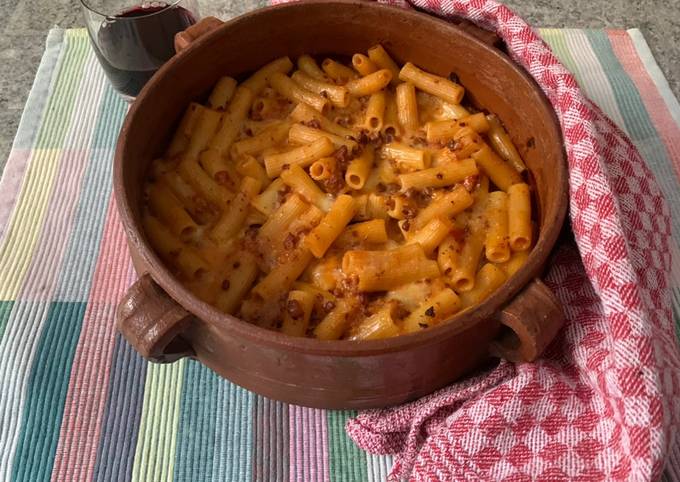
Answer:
0, 0, 678, 166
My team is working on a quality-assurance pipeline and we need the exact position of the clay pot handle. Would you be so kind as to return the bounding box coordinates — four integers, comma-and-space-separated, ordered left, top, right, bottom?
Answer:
174, 16, 224, 53
116, 274, 195, 363
490, 279, 565, 362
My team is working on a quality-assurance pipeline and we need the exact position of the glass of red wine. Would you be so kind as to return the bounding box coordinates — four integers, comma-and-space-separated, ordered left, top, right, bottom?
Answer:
81, 0, 200, 101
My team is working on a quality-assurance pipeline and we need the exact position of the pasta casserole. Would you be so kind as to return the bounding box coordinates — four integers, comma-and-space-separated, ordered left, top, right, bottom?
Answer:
142, 46, 534, 340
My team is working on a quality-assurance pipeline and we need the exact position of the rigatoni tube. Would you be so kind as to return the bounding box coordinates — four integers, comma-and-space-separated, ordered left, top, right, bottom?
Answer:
177, 158, 233, 208
252, 247, 313, 300
321, 59, 357, 83
184, 107, 222, 161
352, 53, 378, 76
405, 217, 452, 255
207, 86, 254, 156
485, 191, 511, 263
280, 164, 334, 212
507, 183, 532, 251
348, 307, 400, 340
146, 182, 197, 240
215, 251, 259, 314
399, 62, 464, 104
486, 114, 526, 172
297, 54, 328, 80
258, 193, 309, 243
334, 219, 388, 247
382, 142, 430, 171
207, 76, 237, 109
309, 157, 337, 181
402, 288, 461, 333
364, 92, 386, 131
345, 69, 392, 97
230, 121, 290, 158
235, 155, 269, 189
166, 102, 202, 158
459, 263, 507, 308
264, 137, 335, 178
471, 144, 521, 192
410, 185, 473, 230
396, 82, 419, 131
210, 176, 261, 244
291, 71, 350, 108
398, 158, 478, 191
447, 228, 485, 292
367, 44, 401, 86
241, 56, 294, 95
305, 195, 356, 258
289, 103, 355, 138
269, 72, 328, 112
288, 123, 357, 151
426, 113, 490, 142
314, 299, 352, 340
281, 289, 315, 337
345, 146, 374, 190
342, 244, 440, 292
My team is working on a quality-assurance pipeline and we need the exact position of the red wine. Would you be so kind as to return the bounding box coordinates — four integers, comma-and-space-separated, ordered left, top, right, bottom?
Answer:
91, 4, 196, 97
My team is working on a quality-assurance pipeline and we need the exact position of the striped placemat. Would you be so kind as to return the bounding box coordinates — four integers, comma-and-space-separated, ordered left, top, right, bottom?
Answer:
0, 27, 679, 482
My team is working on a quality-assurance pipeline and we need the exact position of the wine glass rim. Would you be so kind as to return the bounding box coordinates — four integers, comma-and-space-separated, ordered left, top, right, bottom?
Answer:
80, 0, 184, 20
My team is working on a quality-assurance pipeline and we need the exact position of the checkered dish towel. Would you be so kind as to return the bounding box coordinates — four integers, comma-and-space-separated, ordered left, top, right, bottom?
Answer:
272, 0, 680, 480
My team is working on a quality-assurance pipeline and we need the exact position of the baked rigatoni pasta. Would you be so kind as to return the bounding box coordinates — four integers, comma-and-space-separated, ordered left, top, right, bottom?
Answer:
291, 71, 350, 108
486, 114, 526, 173
347, 306, 400, 340
288, 123, 357, 151
507, 183, 532, 251
352, 54, 378, 76
241, 56, 294, 95
281, 164, 334, 212
342, 244, 440, 292
297, 54, 327, 80
396, 82, 419, 131
142, 47, 535, 341
208, 76, 237, 110
264, 137, 335, 177
345, 69, 393, 97
367, 44, 400, 86
364, 92, 386, 132
269, 72, 329, 112
166, 102, 203, 158
321, 58, 357, 82
472, 144, 522, 191
231, 121, 291, 158
398, 158, 478, 191
484, 191, 511, 263
281, 289, 315, 336
402, 288, 461, 333
184, 107, 222, 161
309, 157, 336, 181
345, 146, 374, 190
399, 62, 465, 104
305, 194, 356, 257
210, 176, 261, 244
146, 182, 198, 240
289, 103, 355, 138
207, 86, 254, 156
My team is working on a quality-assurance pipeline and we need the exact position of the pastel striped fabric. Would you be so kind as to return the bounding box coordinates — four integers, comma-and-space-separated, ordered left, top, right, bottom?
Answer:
0, 27, 678, 481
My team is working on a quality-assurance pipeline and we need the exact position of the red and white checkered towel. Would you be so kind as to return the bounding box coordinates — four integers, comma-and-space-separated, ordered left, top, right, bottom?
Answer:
268, 0, 680, 479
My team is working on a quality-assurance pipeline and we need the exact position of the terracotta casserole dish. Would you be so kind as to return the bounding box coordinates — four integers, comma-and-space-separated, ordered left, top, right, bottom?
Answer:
114, 0, 568, 409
